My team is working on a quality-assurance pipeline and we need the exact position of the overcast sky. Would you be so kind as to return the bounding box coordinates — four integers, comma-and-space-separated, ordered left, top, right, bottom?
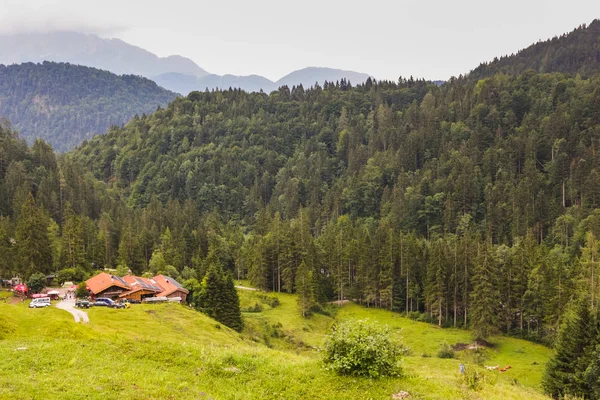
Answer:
1, 0, 599, 81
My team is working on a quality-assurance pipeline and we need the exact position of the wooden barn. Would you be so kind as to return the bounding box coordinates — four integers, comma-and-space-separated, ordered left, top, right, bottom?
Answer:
153, 275, 189, 303
85, 273, 130, 299
119, 275, 163, 302
85, 272, 189, 303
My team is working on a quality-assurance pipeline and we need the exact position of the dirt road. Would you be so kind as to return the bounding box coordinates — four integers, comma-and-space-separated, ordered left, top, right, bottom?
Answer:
56, 299, 89, 323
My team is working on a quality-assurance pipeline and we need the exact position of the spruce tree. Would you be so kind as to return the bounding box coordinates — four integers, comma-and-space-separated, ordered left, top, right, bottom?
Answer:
296, 260, 315, 317
61, 201, 85, 270
543, 296, 595, 398
469, 242, 499, 340
197, 263, 243, 332
221, 270, 243, 331
15, 193, 52, 276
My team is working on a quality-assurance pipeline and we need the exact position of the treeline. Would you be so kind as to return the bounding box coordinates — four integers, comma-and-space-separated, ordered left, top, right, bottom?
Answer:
470, 19, 600, 79
0, 62, 177, 151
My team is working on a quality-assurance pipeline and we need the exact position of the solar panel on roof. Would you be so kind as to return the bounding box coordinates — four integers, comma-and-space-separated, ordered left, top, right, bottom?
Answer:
166, 277, 184, 289
112, 275, 129, 287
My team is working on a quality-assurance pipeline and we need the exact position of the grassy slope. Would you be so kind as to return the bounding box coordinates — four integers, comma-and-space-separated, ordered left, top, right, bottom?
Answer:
0, 291, 551, 400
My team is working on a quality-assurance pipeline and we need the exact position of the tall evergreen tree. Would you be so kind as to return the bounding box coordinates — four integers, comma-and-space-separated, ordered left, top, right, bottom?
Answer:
61, 201, 85, 270
470, 242, 500, 340
15, 194, 53, 276
296, 260, 315, 317
197, 262, 243, 331
543, 297, 597, 399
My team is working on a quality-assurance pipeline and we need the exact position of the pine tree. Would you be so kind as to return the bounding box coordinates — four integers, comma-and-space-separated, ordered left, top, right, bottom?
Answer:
426, 237, 447, 326
117, 220, 143, 274
580, 231, 600, 310
296, 260, 315, 317
221, 270, 243, 331
470, 242, 500, 340
61, 201, 85, 270
15, 193, 52, 276
543, 297, 596, 399
197, 262, 243, 331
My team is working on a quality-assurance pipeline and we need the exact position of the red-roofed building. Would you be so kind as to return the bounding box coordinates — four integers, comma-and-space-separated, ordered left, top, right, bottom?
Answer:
118, 275, 163, 302
85, 272, 188, 303
85, 272, 130, 299
153, 275, 189, 303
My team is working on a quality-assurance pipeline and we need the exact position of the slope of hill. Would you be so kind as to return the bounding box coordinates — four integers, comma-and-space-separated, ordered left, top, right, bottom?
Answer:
153, 67, 372, 94
0, 61, 178, 151
0, 294, 550, 399
470, 19, 600, 79
0, 31, 208, 78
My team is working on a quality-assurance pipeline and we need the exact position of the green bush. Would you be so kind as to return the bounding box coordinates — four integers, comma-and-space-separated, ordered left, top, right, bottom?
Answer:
322, 319, 402, 378
27, 272, 46, 294
75, 282, 88, 298
437, 342, 455, 359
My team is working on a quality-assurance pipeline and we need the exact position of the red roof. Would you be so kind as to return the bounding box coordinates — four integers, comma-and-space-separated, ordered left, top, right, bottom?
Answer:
119, 275, 163, 297
86, 272, 130, 295
85, 272, 188, 298
153, 275, 189, 297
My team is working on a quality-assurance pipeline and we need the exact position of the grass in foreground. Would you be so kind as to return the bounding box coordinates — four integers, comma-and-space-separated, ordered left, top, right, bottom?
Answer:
0, 293, 551, 399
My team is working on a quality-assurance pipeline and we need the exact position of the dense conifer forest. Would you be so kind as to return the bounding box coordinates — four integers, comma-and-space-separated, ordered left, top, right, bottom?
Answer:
2, 20, 600, 398
0, 62, 177, 151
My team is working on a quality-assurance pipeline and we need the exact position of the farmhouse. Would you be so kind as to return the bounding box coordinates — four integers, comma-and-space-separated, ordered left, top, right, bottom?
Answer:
152, 275, 189, 303
86, 273, 130, 299
85, 273, 188, 303
119, 275, 164, 302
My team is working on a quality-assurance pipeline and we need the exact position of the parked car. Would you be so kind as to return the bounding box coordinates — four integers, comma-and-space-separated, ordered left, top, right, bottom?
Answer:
29, 297, 51, 308
111, 299, 130, 309
93, 297, 114, 307
75, 300, 91, 308
127, 299, 141, 304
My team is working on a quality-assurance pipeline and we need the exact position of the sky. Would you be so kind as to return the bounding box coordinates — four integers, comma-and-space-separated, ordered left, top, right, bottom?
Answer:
1, 0, 599, 81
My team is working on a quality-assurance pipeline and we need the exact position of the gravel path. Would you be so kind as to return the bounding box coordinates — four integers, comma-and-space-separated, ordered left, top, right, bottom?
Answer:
56, 299, 89, 323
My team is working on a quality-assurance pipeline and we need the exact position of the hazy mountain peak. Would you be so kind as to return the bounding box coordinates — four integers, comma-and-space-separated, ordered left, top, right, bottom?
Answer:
0, 31, 208, 79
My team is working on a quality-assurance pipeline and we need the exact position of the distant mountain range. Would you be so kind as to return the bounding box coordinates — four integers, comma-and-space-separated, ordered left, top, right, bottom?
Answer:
0, 32, 373, 94
0, 62, 177, 151
0, 32, 208, 79
153, 67, 372, 95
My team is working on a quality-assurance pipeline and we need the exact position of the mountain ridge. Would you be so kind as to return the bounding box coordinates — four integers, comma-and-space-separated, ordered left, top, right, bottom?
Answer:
0, 31, 209, 79
153, 67, 372, 94
0, 61, 178, 151
469, 19, 600, 79
0, 31, 374, 95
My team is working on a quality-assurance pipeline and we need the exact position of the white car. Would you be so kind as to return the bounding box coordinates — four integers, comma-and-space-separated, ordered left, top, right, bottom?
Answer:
29, 297, 51, 308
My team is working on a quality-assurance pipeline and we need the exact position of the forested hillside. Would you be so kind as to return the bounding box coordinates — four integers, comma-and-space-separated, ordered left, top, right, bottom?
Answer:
470, 19, 600, 79
2, 22, 600, 391
0, 62, 178, 151
5, 67, 590, 344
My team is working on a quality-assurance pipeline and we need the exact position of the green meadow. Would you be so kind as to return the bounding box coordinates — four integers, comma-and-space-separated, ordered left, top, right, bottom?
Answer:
0, 288, 551, 399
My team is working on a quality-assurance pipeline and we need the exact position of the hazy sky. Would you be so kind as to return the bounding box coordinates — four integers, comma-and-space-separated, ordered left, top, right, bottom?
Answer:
1, 0, 599, 81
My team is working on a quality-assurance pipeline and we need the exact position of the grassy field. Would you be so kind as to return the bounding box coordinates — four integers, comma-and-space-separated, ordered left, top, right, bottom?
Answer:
0, 289, 551, 399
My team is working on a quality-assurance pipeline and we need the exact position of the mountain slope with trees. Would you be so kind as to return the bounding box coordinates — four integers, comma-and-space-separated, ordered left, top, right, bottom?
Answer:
62, 68, 600, 346
470, 19, 600, 79
0, 62, 178, 151
2, 22, 600, 400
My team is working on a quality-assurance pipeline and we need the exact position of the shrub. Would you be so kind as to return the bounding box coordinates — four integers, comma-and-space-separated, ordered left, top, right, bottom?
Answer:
322, 319, 402, 378
241, 302, 263, 313
438, 342, 455, 359
75, 282, 88, 298
27, 273, 46, 294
